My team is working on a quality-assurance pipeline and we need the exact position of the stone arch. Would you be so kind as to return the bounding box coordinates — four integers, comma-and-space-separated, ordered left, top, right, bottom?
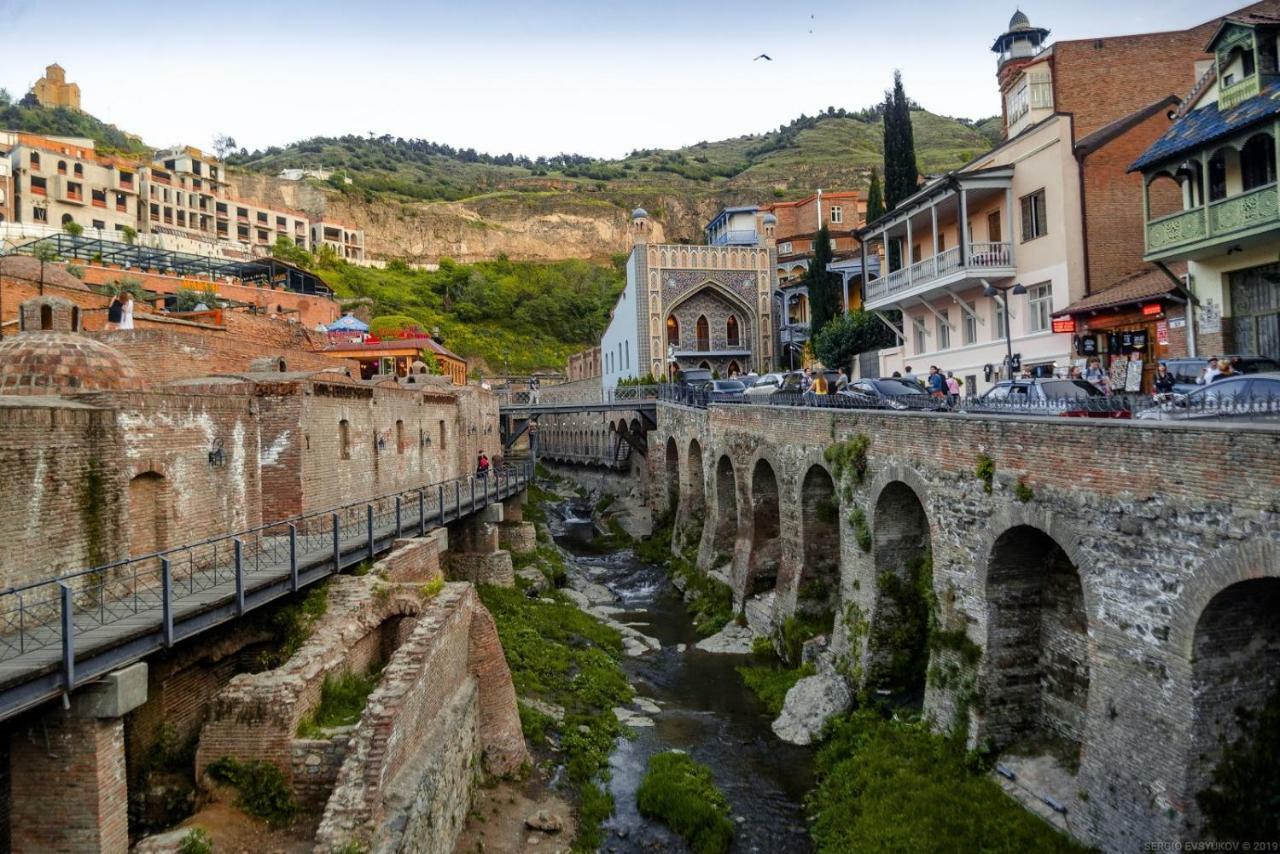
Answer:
797, 464, 839, 630
664, 437, 679, 517
746, 458, 781, 597
712, 455, 737, 564
865, 480, 933, 704
685, 438, 705, 525
983, 524, 1091, 764
128, 471, 167, 556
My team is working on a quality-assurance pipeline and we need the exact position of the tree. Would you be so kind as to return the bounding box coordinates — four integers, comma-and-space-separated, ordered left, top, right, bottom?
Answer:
212, 134, 237, 159
883, 70, 920, 211
807, 226, 841, 341
270, 234, 314, 269
866, 167, 885, 222
121, 225, 137, 246
813, 309, 901, 374
62, 220, 83, 237
31, 243, 59, 295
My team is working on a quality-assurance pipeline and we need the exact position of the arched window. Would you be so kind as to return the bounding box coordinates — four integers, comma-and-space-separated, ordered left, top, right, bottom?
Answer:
70, 306, 80, 331
73, 163, 83, 177
696, 315, 709, 350
726, 315, 740, 346
39, 305, 53, 330
1241, 134, 1276, 191
396, 419, 405, 454
30, 152, 39, 168
666, 315, 679, 348
57, 160, 67, 175
61, 213, 74, 226
1209, 149, 1232, 201
339, 419, 351, 460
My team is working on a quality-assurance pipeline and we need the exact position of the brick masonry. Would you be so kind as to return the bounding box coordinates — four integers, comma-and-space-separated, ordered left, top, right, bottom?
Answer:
653, 400, 1280, 850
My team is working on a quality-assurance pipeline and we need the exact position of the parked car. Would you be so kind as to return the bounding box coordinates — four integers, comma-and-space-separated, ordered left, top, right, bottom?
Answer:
961, 378, 1131, 418
744, 371, 806, 398
838, 378, 946, 411
1165, 355, 1280, 394
699, 379, 747, 398
679, 368, 712, 387
1136, 373, 1280, 421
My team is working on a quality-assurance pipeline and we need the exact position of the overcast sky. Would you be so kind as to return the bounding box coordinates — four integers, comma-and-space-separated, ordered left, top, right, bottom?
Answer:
0, 1, 1249, 159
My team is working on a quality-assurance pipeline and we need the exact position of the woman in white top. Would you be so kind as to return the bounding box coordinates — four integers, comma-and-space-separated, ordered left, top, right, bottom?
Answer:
119, 292, 135, 330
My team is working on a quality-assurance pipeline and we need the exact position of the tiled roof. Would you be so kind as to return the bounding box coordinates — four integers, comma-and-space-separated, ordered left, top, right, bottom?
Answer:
1130, 78, 1280, 172
1054, 264, 1187, 316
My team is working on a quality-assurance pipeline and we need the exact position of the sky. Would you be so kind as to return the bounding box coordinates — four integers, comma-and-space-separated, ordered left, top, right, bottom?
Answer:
0, 0, 1253, 160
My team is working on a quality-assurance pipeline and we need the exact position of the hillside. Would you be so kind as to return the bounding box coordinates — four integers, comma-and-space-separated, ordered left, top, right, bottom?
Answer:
0, 92, 148, 156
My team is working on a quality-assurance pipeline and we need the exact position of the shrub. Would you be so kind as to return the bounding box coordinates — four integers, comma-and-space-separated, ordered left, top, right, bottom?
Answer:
296, 665, 382, 737
975, 454, 995, 494
205, 757, 296, 825
737, 663, 815, 715
1014, 478, 1034, 503
419, 577, 445, 599
848, 507, 872, 552
177, 827, 213, 854
636, 752, 733, 854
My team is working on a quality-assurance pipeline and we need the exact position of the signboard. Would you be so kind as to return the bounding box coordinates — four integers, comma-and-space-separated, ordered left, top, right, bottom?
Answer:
1142, 303, 1162, 316
1125, 359, 1144, 393
1052, 317, 1076, 334
1199, 299, 1222, 334
1156, 321, 1169, 346
1169, 316, 1187, 330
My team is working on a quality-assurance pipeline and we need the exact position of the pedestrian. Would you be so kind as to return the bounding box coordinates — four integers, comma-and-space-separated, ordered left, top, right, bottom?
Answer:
529, 375, 540, 405
1153, 361, 1176, 394
118, 291, 135, 330
1083, 357, 1109, 394
106, 292, 124, 330
1215, 358, 1234, 381
1069, 365, 1083, 380
927, 366, 947, 400
1200, 357, 1223, 385
945, 370, 960, 403
891, 371, 902, 378
902, 364, 918, 385
476, 451, 490, 480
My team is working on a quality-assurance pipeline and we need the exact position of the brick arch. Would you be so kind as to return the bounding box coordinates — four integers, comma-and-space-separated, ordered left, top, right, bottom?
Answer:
973, 505, 1095, 618
745, 455, 783, 598
663, 436, 680, 517
710, 452, 739, 565
1167, 539, 1280, 660
684, 437, 706, 519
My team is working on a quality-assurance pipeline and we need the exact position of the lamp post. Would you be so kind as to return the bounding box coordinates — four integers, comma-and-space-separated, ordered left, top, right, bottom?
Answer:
983, 281, 1027, 380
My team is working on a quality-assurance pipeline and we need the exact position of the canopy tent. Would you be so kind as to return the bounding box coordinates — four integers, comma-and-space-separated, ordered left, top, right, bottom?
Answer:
325, 312, 369, 333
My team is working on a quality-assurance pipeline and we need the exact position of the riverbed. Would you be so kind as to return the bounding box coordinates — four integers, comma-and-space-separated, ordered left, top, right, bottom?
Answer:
550, 497, 814, 853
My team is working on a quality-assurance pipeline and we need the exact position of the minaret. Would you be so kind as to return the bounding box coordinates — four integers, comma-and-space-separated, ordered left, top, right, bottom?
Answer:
991, 10, 1050, 85
630, 207, 651, 246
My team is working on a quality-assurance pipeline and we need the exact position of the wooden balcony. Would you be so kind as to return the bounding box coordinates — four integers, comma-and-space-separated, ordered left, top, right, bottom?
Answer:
865, 242, 1014, 309
1145, 183, 1280, 261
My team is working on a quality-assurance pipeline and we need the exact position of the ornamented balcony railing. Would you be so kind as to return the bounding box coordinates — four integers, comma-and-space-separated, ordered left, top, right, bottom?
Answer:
864, 242, 1013, 305
1145, 183, 1279, 257
1219, 74, 1261, 110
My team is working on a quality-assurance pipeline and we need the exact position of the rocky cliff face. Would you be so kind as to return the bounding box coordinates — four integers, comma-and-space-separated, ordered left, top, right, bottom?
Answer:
230, 173, 741, 264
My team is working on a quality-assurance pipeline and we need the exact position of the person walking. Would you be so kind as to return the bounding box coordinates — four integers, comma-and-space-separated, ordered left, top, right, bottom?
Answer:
106, 293, 124, 330
1153, 361, 1176, 395
476, 452, 490, 481
945, 371, 960, 405
1083, 357, 1109, 394
119, 292, 135, 330
529, 375, 540, 404
902, 365, 918, 385
927, 366, 947, 400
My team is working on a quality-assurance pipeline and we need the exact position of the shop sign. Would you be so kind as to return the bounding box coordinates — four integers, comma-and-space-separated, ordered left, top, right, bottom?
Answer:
1169, 317, 1187, 329
1052, 317, 1076, 333
1142, 303, 1162, 316
1156, 321, 1169, 346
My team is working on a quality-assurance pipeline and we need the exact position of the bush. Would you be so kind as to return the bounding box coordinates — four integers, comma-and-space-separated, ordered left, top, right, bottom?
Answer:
177, 827, 213, 854
636, 752, 733, 854
737, 663, 815, 715
296, 666, 382, 737
205, 757, 296, 825
809, 712, 1086, 853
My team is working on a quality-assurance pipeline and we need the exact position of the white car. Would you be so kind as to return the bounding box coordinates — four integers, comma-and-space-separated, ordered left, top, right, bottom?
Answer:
744, 372, 785, 397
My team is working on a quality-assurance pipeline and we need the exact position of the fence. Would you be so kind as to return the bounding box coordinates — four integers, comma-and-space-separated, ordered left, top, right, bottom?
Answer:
497, 384, 660, 408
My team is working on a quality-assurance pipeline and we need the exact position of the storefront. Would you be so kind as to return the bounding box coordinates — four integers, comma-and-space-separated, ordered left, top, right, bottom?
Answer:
1054, 268, 1193, 394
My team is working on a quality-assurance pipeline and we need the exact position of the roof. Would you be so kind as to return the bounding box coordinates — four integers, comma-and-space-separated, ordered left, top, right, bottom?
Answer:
1054, 264, 1189, 316
322, 336, 463, 361
1204, 12, 1280, 52
1131, 77, 1280, 171
0, 332, 147, 396
1075, 96, 1181, 157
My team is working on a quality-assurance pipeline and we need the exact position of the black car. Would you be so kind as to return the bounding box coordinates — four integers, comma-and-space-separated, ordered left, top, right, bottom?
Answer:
962, 378, 1130, 418
1165, 355, 1280, 395
1136, 373, 1280, 421
838, 378, 947, 411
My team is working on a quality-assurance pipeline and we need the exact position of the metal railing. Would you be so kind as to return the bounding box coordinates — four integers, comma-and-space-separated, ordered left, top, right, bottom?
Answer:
498, 384, 660, 408
0, 463, 531, 717
865, 241, 1013, 304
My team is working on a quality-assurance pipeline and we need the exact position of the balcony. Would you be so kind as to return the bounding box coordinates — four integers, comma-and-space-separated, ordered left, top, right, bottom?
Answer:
865, 242, 1013, 308
1145, 183, 1280, 261
708, 228, 759, 247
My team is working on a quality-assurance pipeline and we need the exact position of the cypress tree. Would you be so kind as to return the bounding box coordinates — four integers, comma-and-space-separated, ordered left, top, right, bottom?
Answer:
866, 167, 885, 222
807, 226, 841, 341
883, 70, 920, 211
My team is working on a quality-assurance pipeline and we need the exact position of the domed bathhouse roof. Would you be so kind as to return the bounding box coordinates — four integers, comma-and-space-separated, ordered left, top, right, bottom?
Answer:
0, 334, 147, 396
632, 207, 649, 220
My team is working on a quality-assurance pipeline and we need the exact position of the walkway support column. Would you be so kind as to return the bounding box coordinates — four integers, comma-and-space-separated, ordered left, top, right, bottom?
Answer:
498, 491, 535, 554
10, 663, 148, 854
445, 504, 515, 587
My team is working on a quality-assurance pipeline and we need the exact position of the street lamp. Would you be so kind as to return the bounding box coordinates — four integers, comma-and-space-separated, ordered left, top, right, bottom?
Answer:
983, 281, 1027, 380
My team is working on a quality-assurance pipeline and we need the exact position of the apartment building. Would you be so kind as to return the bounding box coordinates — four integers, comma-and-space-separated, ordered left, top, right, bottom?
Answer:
1132, 11, 1280, 364
310, 217, 366, 262
763, 190, 865, 283
4, 134, 139, 235
140, 147, 311, 254
0, 137, 12, 224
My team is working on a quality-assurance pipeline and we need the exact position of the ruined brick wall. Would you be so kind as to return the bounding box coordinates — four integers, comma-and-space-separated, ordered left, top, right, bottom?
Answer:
91, 324, 340, 384
655, 401, 1280, 851
0, 400, 126, 589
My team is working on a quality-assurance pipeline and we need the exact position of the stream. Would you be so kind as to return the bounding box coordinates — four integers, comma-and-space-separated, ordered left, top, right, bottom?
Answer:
547, 495, 815, 853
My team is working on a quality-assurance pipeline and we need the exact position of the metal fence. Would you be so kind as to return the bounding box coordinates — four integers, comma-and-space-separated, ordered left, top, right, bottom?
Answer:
498, 384, 660, 408
0, 463, 531, 717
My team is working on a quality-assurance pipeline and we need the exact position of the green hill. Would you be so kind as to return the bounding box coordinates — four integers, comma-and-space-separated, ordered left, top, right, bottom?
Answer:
0, 91, 148, 156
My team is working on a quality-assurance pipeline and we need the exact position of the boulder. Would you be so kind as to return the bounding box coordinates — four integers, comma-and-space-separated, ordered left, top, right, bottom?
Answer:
694, 623, 754, 654
771, 670, 852, 746
525, 810, 565, 833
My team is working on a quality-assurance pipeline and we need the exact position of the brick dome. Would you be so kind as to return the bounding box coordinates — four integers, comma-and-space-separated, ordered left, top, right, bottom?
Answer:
0, 333, 147, 396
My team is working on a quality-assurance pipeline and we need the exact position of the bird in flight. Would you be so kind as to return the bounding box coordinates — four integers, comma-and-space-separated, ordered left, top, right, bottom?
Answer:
754, 53, 773, 61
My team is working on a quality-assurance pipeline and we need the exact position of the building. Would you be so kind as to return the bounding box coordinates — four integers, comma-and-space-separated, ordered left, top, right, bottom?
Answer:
310, 216, 367, 262
4, 133, 139, 235
30, 63, 80, 110
0, 147, 12, 224
600, 208, 777, 386
566, 345, 601, 381
1131, 11, 1280, 364
764, 190, 866, 283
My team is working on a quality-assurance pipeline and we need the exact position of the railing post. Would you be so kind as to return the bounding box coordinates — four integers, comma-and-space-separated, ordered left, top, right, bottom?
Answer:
455, 482, 461, 519
332, 512, 341, 571
395, 496, 403, 538
161, 558, 174, 647
60, 583, 74, 692
288, 524, 299, 593
234, 538, 245, 616
438, 485, 446, 524
418, 491, 427, 536
366, 504, 375, 562
471, 477, 476, 512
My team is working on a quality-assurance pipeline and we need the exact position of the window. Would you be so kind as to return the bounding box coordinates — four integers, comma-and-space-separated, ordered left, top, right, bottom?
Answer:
40, 305, 53, 329
696, 315, 710, 350
66, 182, 82, 200
726, 315, 740, 346
73, 163, 83, 177
1028, 283, 1052, 332
994, 300, 1008, 340
30, 176, 46, 196
92, 219, 105, 230
1020, 190, 1047, 242
33, 207, 47, 222
830, 205, 843, 224
936, 311, 951, 350
396, 420, 405, 454
987, 210, 1002, 243
438, 420, 447, 449
1028, 69, 1052, 109
1006, 80, 1030, 124
912, 243, 922, 264
1241, 134, 1276, 191
625, 343, 630, 371
666, 315, 679, 348
339, 419, 351, 460
779, 241, 792, 254
913, 317, 927, 354
962, 301, 977, 345
29, 152, 40, 168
